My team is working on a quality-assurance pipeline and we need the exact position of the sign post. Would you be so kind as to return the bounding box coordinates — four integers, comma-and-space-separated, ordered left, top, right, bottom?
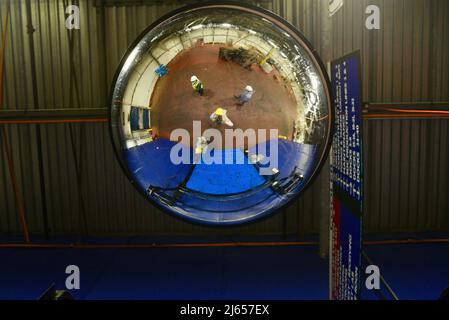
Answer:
329, 51, 364, 300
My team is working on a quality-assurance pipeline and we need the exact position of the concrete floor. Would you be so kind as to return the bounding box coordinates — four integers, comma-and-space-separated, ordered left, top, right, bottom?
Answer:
151, 44, 299, 149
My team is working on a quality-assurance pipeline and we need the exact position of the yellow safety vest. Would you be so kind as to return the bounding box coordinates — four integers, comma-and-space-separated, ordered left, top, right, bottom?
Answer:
192, 79, 203, 91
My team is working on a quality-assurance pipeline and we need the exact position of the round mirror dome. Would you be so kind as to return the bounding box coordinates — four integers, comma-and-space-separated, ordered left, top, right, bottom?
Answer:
109, 2, 333, 225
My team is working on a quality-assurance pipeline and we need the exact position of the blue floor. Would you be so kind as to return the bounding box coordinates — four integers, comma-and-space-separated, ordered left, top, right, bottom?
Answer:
1, 236, 448, 300
187, 149, 266, 195
248, 140, 316, 180
123, 139, 318, 223
124, 138, 317, 195
0, 244, 327, 300
362, 242, 449, 300
125, 139, 193, 190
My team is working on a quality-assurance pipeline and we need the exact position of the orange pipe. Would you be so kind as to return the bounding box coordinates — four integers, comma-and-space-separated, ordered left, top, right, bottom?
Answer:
363, 106, 449, 119
0, 239, 448, 249
0, 241, 318, 249
364, 238, 449, 245
363, 113, 449, 119
381, 107, 449, 114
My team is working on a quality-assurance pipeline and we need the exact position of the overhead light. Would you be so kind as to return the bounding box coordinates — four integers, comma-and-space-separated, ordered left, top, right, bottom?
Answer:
191, 24, 204, 30
220, 23, 232, 28
267, 39, 278, 48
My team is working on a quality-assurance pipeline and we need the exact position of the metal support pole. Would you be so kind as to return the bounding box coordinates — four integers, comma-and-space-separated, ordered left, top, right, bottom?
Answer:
319, 0, 332, 258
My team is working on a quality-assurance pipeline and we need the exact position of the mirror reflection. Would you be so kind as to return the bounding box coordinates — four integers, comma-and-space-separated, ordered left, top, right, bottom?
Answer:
110, 4, 333, 225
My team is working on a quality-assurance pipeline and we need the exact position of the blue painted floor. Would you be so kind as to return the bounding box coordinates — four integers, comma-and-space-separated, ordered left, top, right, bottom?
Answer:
187, 149, 266, 195
363, 242, 449, 300
0, 237, 448, 300
0, 244, 328, 300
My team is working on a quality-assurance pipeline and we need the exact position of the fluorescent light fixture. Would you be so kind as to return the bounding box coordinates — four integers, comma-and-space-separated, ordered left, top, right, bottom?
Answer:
220, 23, 232, 28
267, 40, 278, 48
191, 24, 204, 30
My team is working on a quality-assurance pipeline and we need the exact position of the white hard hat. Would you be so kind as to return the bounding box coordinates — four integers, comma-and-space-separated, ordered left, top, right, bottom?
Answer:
245, 85, 253, 92
191, 75, 198, 82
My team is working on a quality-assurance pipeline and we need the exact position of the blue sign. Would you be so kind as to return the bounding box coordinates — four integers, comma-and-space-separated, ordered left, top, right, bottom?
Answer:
155, 64, 168, 77
330, 51, 363, 300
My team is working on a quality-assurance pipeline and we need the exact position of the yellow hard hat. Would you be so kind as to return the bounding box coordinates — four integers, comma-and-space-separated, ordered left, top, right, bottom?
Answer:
215, 107, 224, 116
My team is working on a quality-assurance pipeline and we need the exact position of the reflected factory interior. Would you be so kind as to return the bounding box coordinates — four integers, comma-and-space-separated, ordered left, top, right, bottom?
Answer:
109, 3, 333, 225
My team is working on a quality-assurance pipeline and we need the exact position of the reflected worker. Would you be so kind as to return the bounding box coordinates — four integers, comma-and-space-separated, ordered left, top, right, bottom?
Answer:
235, 85, 254, 105
210, 107, 233, 127
195, 136, 210, 155
190, 75, 205, 96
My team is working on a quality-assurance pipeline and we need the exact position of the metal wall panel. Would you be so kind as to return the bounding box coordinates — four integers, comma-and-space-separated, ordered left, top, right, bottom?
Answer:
329, 0, 449, 232
1, 0, 448, 238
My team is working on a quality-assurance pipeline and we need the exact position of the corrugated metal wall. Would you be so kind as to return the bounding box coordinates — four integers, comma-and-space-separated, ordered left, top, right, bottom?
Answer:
329, 0, 449, 232
1, 0, 448, 238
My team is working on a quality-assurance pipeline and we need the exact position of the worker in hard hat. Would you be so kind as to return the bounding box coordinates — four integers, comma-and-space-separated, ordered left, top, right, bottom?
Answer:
235, 85, 254, 105
190, 75, 204, 96
210, 107, 233, 127
195, 136, 210, 155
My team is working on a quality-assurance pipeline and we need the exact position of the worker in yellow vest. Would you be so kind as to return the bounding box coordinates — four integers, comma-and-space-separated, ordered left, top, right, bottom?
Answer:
210, 107, 233, 127
190, 75, 204, 96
